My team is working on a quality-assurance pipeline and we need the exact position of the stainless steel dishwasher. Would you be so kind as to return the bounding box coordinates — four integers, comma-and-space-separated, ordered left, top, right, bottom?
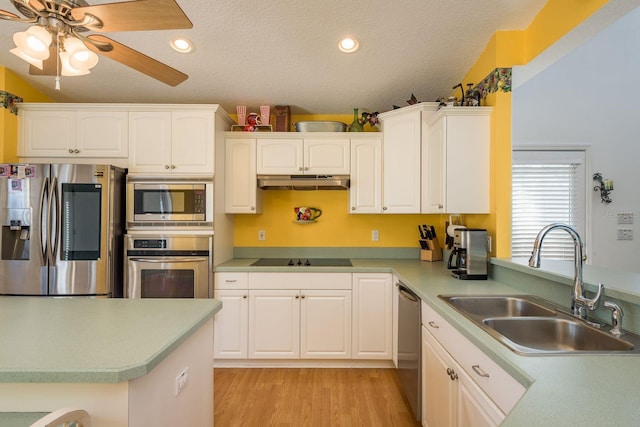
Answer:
396, 280, 421, 421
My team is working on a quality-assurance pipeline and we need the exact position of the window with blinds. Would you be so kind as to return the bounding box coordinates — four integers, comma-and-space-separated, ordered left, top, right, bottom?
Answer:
511, 151, 586, 260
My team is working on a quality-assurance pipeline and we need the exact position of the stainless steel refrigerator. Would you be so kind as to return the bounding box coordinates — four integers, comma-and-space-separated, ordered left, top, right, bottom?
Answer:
0, 164, 125, 296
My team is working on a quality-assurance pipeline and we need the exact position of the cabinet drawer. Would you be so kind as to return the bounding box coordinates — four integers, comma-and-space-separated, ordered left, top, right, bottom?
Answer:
215, 272, 249, 289
249, 273, 351, 290
421, 301, 526, 414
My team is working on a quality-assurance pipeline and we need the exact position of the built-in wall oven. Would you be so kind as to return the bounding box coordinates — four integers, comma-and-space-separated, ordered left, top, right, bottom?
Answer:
125, 234, 212, 298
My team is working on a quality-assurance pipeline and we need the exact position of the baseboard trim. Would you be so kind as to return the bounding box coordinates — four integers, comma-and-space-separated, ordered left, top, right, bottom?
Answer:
213, 359, 395, 369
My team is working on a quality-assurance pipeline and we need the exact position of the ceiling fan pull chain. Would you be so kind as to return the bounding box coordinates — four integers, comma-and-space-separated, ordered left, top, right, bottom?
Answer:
55, 33, 61, 91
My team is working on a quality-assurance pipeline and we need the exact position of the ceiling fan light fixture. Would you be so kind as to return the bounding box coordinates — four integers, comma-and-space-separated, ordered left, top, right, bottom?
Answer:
170, 37, 194, 53
13, 25, 52, 60
64, 36, 99, 70
338, 37, 359, 53
60, 51, 90, 76
10, 47, 43, 69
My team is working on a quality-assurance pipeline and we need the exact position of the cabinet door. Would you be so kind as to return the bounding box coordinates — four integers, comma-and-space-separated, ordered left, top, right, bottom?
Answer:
300, 290, 352, 359
382, 109, 422, 213
248, 290, 300, 358
20, 110, 76, 157
225, 139, 261, 213
423, 117, 445, 213
456, 370, 504, 427
213, 289, 249, 359
352, 273, 393, 359
304, 138, 350, 174
76, 111, 128, 158
443, 114, 490, 213
422, 326, 456, 427
256, 138, 303, 174
349, 137, 382, 213
128, 112, 172, 173
171, 110, 214, 174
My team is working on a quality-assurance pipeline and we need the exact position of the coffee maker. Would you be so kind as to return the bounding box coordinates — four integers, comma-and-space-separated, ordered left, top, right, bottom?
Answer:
447, 228, 488, 280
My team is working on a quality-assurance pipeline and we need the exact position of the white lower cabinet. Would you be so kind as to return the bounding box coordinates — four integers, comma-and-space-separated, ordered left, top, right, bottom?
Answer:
249, 290, 301, 358
213, 289, 249, 359
248, 288, 352, 359
421, 301, 526, 426
352, 273, 393, 359
213, 273, 249, 359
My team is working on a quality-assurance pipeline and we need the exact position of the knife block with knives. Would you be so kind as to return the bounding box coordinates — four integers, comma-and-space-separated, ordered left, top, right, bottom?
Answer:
418, 224, 443, 262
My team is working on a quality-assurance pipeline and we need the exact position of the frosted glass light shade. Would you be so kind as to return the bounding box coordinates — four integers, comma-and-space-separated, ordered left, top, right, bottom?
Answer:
13, 26, 52, 60
60, 51, 90, 76
10, 47, 43, 69
64, 37, 98, 70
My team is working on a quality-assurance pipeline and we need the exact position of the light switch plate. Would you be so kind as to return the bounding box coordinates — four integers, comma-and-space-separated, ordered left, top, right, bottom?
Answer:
617, 212, 634, 225
617, 229, 633, 240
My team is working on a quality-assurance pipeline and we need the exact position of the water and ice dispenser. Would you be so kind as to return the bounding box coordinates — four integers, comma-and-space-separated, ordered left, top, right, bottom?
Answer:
1, 176, 31, 261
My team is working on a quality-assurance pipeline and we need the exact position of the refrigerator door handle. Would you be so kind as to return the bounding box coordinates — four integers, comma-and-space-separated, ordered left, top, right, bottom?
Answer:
39, 176, 49, 265
50, 176, 60, 264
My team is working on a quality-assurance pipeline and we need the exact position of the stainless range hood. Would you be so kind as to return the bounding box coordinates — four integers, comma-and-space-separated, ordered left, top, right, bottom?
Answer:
257, 175, 350, 190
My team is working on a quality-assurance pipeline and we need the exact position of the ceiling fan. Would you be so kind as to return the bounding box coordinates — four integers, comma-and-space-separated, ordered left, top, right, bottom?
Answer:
0, 0, 192, 87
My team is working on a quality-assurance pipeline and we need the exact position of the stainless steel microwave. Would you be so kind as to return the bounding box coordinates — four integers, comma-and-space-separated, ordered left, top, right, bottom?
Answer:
126, 176, 213, 229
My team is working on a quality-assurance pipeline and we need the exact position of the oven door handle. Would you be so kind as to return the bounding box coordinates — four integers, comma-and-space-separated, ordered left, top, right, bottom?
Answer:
128, 257, 208, 263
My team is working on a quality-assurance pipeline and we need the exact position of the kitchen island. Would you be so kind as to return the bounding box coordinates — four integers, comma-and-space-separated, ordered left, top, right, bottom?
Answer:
215, 256, 640, 426
0, 297, 221, 426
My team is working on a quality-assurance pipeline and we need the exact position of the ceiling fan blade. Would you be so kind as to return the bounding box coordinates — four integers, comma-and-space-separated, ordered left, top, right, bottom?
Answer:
87, 34, 188, 86
72, 0, 192, 32
0, 9, 21, 19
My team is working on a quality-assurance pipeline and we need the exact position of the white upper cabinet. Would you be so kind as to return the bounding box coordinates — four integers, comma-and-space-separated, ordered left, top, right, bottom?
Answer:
256, 136, 350, 175
19, 105, 128, 158
225, 138, 261, 214
378, 103, 439, 213
129, 109, 214, 174
422, 107, 491, 214
349, 135, 383, 213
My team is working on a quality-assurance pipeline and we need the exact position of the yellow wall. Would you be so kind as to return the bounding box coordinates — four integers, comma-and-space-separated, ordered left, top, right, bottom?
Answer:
0, 67, 51, 162
459, 0, 610, 257
1, 0, 611, 251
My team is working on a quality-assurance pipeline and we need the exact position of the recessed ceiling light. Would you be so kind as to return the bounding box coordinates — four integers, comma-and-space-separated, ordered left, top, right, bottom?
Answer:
170, 37, 194, 53
338, 37, 359, 53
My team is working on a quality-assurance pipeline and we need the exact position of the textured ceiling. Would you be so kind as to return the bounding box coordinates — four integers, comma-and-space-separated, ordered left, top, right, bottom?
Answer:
0, 0, 548, 115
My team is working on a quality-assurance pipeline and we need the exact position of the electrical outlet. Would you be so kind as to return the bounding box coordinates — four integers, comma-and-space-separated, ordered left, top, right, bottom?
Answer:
617, 212, 634, 225
372, 230, 379, 241
617, 229, 633, 240
175, 367, 189, 396
487, 236, 492, 253
258, 230, 266, 241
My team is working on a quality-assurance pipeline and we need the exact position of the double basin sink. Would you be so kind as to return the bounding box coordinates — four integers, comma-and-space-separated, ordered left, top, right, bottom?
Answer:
439, 295, 640, 355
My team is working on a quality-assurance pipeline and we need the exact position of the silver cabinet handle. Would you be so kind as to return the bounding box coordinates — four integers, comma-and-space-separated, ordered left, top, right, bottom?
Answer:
351, 207, 355, 211
251, 206, 256, 211
472, 365, 490, 378
68, 149, 74, 154
438, 204, 443, 209
383, 206, 388, 210
165, 165, 170, 169
301, 295, 306, 299
243, 295, 247, 299
428, 321, 439, 329
298, 167, 304, 171
74, 149, 80, 153
171, 165, 176, 169
304, 167, 309, 171
295, 295, 300, 299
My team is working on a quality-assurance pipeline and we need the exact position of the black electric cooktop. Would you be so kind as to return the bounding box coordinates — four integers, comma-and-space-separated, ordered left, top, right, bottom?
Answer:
251, 258, 352, 267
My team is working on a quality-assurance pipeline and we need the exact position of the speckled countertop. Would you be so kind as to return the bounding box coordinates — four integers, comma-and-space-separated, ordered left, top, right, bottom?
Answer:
0, 298, 221, 383
215, 257, 640, 426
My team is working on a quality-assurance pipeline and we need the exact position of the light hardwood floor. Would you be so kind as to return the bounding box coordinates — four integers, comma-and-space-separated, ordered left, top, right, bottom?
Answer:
214, 368, 421, 427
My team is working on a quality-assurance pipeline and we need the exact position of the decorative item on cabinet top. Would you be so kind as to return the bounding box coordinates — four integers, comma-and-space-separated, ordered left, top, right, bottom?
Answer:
233, 105, 272, 132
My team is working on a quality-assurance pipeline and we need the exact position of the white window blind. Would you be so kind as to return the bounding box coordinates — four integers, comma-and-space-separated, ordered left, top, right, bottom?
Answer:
512, 151, 586, 260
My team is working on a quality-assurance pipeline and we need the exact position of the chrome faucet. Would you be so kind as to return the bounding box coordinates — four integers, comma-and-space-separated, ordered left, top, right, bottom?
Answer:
528, 223, 604, 320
